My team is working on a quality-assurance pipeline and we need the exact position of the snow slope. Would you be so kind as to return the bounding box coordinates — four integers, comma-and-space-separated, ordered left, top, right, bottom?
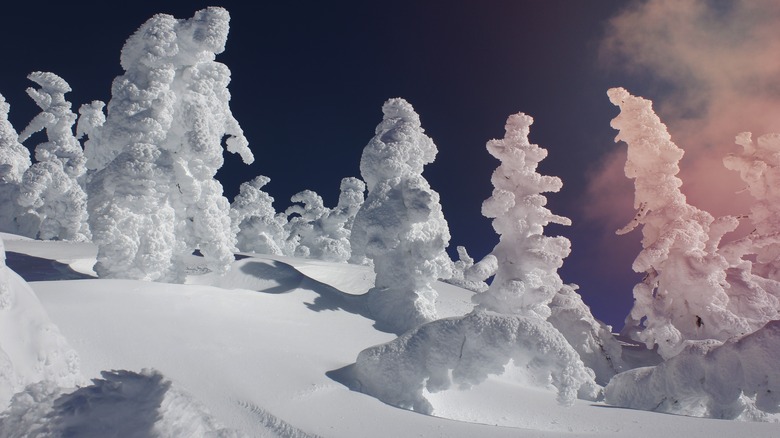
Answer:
2, 235, 778, 437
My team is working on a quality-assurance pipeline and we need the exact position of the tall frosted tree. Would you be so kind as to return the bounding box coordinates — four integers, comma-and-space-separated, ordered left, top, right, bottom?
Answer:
17, 72, 90, 242
608, 87, 780, 359
0, 94, 32, 235
84, 7, 253, 281
350, 98, 451, 333
472, 113, 571, 318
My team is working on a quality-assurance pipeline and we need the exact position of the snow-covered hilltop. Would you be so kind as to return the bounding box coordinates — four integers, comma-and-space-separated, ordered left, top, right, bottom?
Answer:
1, 7, 780, 437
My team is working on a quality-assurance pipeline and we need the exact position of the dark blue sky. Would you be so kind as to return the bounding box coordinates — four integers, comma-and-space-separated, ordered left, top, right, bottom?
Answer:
1, 1, 649, 329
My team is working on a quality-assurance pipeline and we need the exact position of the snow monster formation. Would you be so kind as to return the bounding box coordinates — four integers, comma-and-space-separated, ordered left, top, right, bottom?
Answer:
82, 7, 254, 281
0, 95, 32, 236
351, 112, 608, 414
349, 98, 452, 334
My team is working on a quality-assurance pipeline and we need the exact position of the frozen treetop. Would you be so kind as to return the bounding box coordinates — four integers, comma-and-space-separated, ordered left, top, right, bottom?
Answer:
608, 87, 687, 216
359, 97, 437, 190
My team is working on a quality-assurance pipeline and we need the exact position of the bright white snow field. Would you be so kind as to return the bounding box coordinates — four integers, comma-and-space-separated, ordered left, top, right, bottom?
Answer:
1, 233, 778, 437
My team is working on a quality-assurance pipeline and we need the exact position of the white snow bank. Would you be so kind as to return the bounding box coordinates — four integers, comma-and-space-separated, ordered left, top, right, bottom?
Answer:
606, 320, 780, 421
351, 309, 599, 414
0, 237, 82, 410
0, 369, 244, 438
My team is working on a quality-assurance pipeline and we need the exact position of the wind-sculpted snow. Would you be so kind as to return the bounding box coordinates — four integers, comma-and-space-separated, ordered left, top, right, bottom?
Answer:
352, 310, 599, 414
350, 98, 451, 333
0, 95, 31, 236
16, 72, 90, 242
85, 7, 252, 281
0, 369, 245, 438
445, 246, 489, 293
0, 237, 82, 410
606, 320, 780, 421
608, 87, 780, 359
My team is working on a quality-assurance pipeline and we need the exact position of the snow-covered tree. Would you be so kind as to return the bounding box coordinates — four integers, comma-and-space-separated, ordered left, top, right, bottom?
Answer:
723, 132, 780, 280
350, 98, 451, 333
470, 112, 623, 384
84, 7, 253, 281
231, 175, 287, 256
0, 94, 32, 235
16, 72, 90, 242
285, 177, 365, 262
444, 246, 489, 293
608, 87, 779, 359
472, 113, 571, 318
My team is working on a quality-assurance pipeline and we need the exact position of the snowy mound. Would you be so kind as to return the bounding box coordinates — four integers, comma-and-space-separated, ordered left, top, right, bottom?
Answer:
350, 310, 599, 414
0, 238, 81, 409
0, 369, 244, 438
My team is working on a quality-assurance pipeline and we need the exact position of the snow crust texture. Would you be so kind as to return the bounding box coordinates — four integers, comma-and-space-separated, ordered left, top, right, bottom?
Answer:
85, 7, 252, 282
0, 369, 245, 438
352, 310, 599, 414
350, 98, 451, 333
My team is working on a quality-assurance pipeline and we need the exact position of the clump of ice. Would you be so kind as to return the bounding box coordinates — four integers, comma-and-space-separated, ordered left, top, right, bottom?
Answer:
349, 98, 451, 333
444, 246, 489, 293
16, 72, 90, 242
606, 320, 780, 421
85, 7, 253, 282
0, 95, 31, 236
0, 369, 245, 437
352, 310, 599, 414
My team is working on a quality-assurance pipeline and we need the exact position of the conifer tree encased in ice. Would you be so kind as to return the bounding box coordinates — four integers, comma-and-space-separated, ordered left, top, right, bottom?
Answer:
0, 95, 32, 236
608, 87, 780, 359
472, 113, 571, 318
16, 72, 90, 242
231, 175, 288, 256
349, 98, 451, 334
84, 7, 253, 281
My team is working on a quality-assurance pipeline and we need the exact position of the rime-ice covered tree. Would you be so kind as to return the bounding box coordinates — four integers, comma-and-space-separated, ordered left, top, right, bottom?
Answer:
472, 113, 571, 318
17, 72, 90, 242
285, 177, 365, 262
723, 133, 780, 280
231, 175, 287, 256
84, 7, 253, 281
608, 87, 779, 359
350, 98, 451, 333
0, 94, 32, 235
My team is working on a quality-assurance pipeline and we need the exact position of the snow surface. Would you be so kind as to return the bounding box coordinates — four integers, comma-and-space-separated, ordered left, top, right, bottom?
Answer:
1, 235, 778, 437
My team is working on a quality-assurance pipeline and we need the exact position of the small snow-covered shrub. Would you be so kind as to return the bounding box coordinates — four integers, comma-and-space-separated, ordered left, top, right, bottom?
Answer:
352, 310, 599, 414
231, 175, 288, 256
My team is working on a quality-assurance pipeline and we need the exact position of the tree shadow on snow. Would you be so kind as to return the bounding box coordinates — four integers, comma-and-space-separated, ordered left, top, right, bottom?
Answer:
239, 259, 371, 319
5, 251, 95, 282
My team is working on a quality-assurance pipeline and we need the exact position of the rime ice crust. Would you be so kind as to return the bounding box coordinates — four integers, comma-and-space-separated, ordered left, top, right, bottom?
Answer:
350, 98, 452, 334
16, 72, 90, 242
85, 7, 252, 281
608, 87, 780, 359
0, 95, 32, 236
